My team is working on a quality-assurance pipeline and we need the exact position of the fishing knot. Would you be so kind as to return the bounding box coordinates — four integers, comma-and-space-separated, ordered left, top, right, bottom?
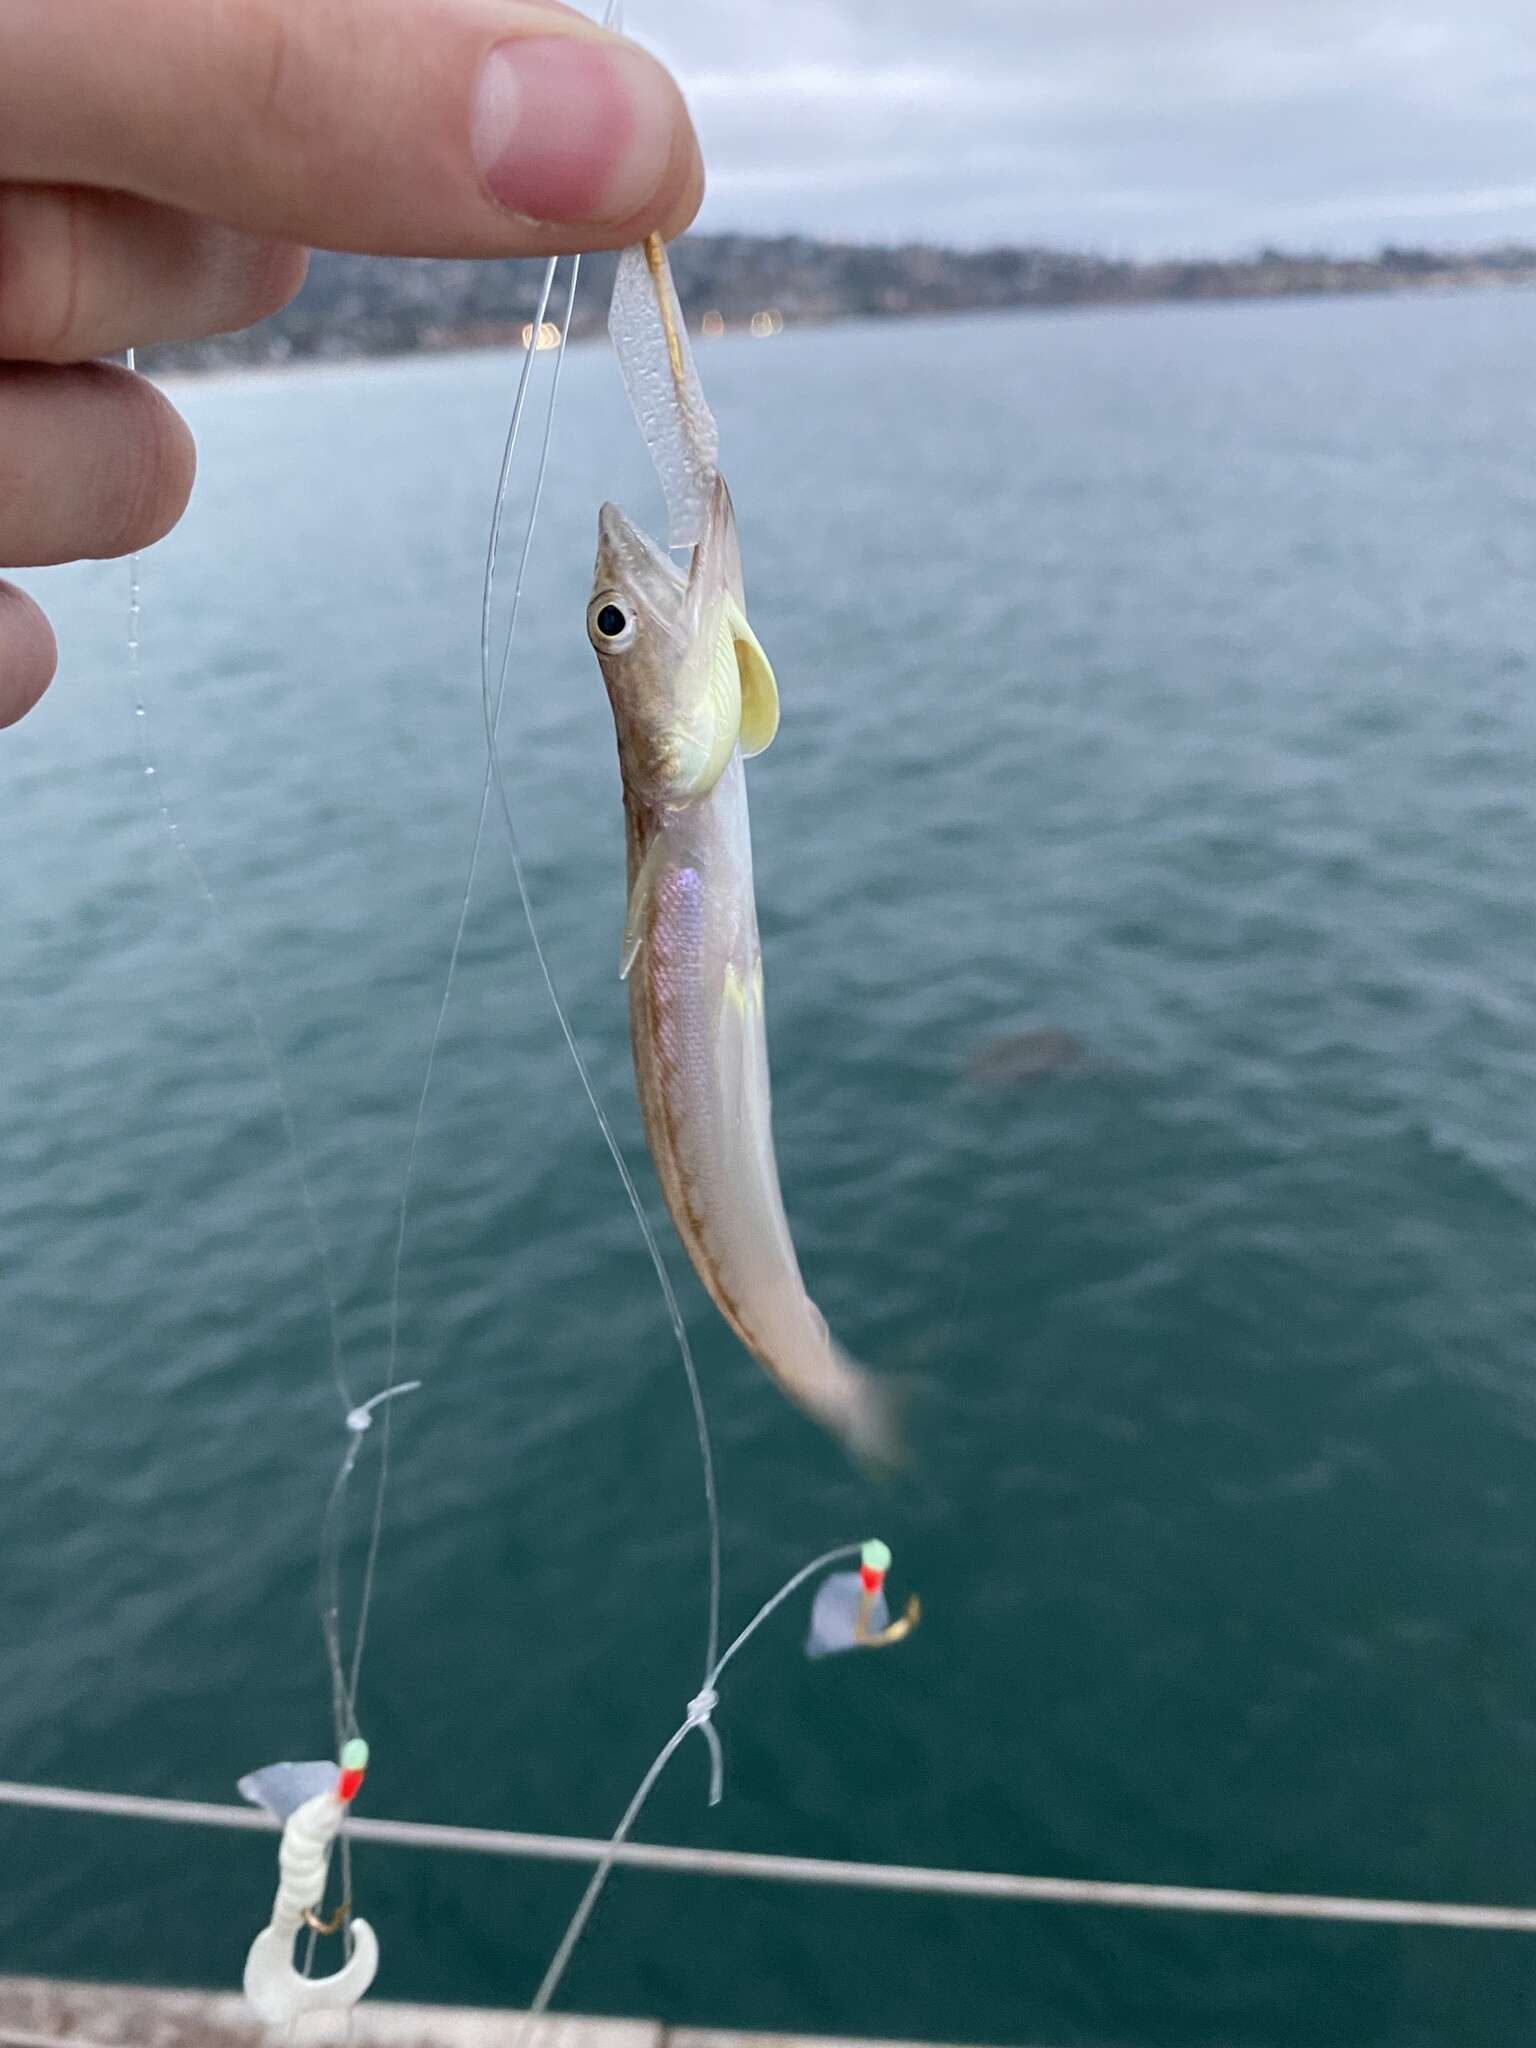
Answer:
685, 1688, 724, 1809
345, 1381, 423, 1435
685, 1686, 718, 1730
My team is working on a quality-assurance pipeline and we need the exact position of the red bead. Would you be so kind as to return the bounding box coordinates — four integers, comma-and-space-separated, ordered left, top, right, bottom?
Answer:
338, 1768, 366, 1803
860, 1565, 884, 1593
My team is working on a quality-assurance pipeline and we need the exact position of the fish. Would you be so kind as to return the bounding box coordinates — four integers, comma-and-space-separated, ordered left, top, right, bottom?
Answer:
963, 1028, 1092, 1087
586, 475, 898, 1467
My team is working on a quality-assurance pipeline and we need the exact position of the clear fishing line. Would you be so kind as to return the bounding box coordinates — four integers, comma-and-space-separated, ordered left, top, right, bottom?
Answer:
513, 1540, 871, 2036
120, 346, 400, 1968
340, 250, 567, 1727
121, 349, 348, 1424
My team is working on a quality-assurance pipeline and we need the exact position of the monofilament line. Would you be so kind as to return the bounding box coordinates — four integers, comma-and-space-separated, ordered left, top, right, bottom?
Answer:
340, 254, 569, 1747
346, 246, 564, 1726
122, 343, 350, 1427
512, 1544, 865, 2038
121, 345, 373, 1952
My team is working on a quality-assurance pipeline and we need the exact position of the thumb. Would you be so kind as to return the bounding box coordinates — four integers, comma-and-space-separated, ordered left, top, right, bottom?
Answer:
0, 0, 703, 256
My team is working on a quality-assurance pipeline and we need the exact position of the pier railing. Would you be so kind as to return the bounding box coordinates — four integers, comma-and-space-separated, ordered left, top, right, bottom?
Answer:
2, 1776, 1534, 1935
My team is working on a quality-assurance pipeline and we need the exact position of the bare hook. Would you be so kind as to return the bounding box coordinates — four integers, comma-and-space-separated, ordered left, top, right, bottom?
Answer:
855, 1588, 922, 1647
852, 1539, 922, 1649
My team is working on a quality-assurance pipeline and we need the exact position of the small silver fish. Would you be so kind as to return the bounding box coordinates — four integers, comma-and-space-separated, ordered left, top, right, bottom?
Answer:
587, 476, 898, 1465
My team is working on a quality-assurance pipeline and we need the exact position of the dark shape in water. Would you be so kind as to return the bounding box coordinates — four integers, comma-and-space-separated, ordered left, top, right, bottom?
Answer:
965, 1028, 1091, 1087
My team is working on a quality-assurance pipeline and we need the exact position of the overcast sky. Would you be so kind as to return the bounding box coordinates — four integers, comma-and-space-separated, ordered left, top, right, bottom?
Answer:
628, 0, 1536, 254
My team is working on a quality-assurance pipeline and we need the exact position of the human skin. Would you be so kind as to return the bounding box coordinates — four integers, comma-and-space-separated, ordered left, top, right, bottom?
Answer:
0, 0, 704, 727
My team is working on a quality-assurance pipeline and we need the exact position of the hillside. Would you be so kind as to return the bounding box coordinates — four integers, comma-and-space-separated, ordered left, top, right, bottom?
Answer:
142, 235, 1536, 372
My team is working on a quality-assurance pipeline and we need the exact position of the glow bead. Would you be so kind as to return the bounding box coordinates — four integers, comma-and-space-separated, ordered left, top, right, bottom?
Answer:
861, 1540, 892, 1574
337, 1737, 369, 1804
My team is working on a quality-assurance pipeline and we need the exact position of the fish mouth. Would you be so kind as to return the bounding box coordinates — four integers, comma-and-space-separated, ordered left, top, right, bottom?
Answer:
597, 500, 642, 553
594, 501, 684, 597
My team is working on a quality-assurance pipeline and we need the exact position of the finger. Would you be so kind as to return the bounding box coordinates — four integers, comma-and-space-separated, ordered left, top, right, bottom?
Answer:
0, 188, 308, 365
0, 0, 704, 258
0, 580, 58, 728
0, 363, 196, 568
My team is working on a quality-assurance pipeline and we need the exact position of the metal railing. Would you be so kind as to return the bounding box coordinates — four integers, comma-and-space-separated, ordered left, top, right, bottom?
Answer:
2, 1777, 1534, 1933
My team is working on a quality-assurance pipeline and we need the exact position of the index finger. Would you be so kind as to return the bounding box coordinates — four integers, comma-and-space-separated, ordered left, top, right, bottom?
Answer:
0, 0, 703, 257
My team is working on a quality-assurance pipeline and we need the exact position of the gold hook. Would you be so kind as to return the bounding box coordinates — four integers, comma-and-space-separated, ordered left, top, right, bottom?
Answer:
644, 232, 687, 392
302, 1900, 352, 1937
854, 1587, 922, 1649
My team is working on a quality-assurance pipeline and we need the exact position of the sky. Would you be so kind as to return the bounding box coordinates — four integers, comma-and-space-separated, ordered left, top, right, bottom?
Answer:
630, 0, 1536, 255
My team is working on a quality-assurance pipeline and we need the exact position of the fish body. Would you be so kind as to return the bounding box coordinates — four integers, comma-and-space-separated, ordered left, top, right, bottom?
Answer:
587, 482, 895, 1465
964, 1028, 1091, 1087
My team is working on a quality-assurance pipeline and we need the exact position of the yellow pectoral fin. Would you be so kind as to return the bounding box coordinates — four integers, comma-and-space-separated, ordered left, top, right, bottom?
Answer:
725, 596, 780, 757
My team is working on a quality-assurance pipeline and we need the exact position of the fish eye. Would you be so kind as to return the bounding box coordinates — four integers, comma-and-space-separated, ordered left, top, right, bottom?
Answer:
588, 595, 636, 651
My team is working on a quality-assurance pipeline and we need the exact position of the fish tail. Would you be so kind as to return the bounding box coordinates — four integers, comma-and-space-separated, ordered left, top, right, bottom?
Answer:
814, 1345, 908, 1476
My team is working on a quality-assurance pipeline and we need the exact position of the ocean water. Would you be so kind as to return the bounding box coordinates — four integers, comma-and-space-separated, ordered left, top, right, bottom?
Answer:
4, 287, 1536, 2048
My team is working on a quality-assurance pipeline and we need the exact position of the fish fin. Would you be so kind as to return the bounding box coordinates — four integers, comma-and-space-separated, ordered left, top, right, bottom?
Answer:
715, 956, 802, 1280
685, 474, 745, 634
694, 477, 776, 755
715, 957, 763, 1135
712, 957, 906, 1473
804, 1302, 912, 1475
726, 596, 780, 757
839, 1366, 911, 1477
621, 835, 668, 980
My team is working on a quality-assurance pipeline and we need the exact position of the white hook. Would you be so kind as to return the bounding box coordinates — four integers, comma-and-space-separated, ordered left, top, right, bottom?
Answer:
243, 1788, 379, 2025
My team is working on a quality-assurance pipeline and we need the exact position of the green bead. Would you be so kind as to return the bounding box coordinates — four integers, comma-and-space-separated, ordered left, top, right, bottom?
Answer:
861, 1539, 892, 1573
341, 1737, 369, 1771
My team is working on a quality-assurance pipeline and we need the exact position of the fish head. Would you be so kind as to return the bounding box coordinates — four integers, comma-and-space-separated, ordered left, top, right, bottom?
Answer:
589, 486, 776, 806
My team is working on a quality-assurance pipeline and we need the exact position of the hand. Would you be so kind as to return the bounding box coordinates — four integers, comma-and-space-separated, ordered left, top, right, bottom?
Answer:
0, 0, 703, 727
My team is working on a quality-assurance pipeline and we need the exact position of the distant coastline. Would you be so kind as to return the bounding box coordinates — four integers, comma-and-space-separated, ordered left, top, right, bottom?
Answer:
141, 234, 1536, 375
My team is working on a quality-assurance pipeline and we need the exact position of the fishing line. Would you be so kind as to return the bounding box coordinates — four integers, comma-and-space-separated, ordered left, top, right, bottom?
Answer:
513, 1542, 865, 2036
353, 248, 596, 1716
121, 345, 404, 1975
356, 0, 721, 1708
342, 253, 563, 1723
120, 356, 349, 1428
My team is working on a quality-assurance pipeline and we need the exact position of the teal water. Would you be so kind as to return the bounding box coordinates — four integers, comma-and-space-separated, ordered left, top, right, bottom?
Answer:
4, 288, 1536, 2048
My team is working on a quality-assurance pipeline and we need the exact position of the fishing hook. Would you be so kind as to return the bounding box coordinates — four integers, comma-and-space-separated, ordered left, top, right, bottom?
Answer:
854, 1540, 922, 1649
242, 1748, 378, 2026
855, 1588, 923, 1647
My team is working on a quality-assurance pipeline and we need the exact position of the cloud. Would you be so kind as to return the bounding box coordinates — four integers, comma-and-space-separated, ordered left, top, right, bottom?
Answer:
620, 1, 1536, 252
